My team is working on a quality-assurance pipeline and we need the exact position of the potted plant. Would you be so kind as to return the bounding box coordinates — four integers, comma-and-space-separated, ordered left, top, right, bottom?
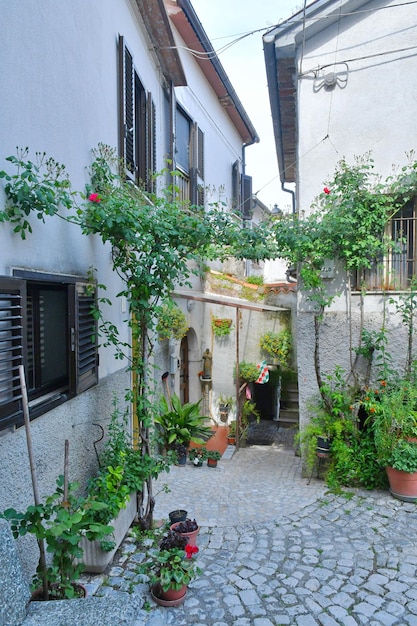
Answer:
240, 400, 261, 445
188, 447, 207, 466
218, 394, 233, 422
369, 383, 417, 500
227, 420, 237, 445
168, 509, 187, 525
206, 449, 221, 467
169, 518, 199, 546
79, 400, 173, 573
146, 530, 200, 606
1, 476, 112, 600
260, 329, 292, 366
212, 317, 233, 337
156, 301, 189, 341
235, 361, 260, 384
155, 394, 213, 456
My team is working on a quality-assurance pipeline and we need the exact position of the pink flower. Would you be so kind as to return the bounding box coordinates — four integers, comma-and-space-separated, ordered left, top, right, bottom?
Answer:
323, 187, 330, 195
88, 193, 101, 203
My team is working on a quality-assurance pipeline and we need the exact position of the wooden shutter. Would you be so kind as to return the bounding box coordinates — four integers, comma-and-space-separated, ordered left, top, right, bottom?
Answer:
197, 126, 204, 181
190, 123, 204, 206
73, 283, 98, 394
0, 277, 25, 429
146, 92, 156, 193
232, 160, 241, 211
242, 174, 253, 220
118, 35, 135, 178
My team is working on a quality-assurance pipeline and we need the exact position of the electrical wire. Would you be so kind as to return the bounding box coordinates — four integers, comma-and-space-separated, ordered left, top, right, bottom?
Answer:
161, 1, 417, 62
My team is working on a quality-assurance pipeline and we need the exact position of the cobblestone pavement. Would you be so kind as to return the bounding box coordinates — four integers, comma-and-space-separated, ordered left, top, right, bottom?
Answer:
81, 440, 417, 626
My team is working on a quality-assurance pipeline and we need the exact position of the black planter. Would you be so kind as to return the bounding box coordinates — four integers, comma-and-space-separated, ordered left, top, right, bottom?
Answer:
316, 436, 331, 457
169, 509, 188, 524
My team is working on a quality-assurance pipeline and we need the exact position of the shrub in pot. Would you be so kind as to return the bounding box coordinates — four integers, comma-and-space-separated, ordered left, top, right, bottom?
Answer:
206, 449, 221, 467
1, 476, 112, 600
369, 383, 417, 500
155, 394, 213, 454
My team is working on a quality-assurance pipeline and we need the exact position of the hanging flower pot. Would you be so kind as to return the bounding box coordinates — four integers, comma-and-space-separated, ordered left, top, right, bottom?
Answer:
212, 317, 233, 337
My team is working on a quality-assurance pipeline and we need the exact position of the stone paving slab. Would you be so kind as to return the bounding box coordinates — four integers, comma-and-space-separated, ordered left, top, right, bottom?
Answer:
152, 443, 327, 527
78, 442, 417, 625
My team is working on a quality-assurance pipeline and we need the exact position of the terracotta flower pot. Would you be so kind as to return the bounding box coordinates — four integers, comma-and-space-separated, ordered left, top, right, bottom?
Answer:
151, 583, 187, 606
386, 466, 417, 502
170, 523, 199, 546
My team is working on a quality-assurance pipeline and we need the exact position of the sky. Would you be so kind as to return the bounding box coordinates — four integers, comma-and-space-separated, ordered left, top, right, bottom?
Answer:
191, 0, 302, 213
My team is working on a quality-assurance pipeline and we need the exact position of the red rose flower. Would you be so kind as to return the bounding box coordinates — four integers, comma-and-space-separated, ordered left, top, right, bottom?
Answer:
323, 187, 330, 195
88, 193, 101, 203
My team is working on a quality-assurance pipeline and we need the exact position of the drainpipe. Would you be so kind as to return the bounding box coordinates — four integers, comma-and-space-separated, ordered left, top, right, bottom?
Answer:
282, 182, 296, 215
242, 140, 258, 276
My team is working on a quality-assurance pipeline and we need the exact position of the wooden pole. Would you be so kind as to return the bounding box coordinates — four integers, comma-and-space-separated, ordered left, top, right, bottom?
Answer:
235, 307, 240, 450
19, 365, 49, 599
63, 439, 69, 505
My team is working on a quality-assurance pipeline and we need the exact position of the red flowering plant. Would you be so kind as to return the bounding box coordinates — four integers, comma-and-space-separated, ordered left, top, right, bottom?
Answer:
143, 529, 201, 593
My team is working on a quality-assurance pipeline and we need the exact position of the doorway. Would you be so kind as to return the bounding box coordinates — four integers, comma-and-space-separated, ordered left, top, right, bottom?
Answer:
179, 335, 189, 404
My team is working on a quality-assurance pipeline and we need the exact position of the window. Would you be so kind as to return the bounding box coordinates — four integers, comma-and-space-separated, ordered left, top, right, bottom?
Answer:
119, 36, 156, 192
231, 160, 252, 219
174, 107, 205, 207
355, 197, 417, 290
0, 274, 98, 430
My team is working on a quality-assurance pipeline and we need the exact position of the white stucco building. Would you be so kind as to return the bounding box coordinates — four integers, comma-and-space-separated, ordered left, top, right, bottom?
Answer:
0, 0, 263, 578
263, 0, 417, 428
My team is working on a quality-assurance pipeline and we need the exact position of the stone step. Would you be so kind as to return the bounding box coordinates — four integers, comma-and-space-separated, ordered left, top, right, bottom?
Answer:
278, 407, 299, 428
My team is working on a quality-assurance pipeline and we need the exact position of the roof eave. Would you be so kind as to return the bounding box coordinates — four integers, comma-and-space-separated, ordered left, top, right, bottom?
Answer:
166, 0, 259, 145
263, 0, 376, 184
134, 0, 187, 86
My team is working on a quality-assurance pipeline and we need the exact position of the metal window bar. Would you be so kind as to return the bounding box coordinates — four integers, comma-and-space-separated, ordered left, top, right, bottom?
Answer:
355, 203, 417, 290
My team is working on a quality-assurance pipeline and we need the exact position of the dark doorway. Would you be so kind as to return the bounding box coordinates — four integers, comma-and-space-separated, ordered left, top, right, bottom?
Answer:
179, 335, 189, 404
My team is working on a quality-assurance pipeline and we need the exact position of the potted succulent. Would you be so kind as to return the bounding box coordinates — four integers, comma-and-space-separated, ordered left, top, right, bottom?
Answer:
1, 476, 112, 600
206, 449, 221, 468
146, 530, 200, 606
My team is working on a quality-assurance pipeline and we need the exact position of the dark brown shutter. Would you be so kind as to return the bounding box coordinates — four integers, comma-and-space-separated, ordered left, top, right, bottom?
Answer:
232, 160, 241, 211
73, 283, 98, 394
197, 127, 204, 180
242, 174, 253, 220
146, 92, 156, 193
0, 277, 25, 428
118, 35, 135, 177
